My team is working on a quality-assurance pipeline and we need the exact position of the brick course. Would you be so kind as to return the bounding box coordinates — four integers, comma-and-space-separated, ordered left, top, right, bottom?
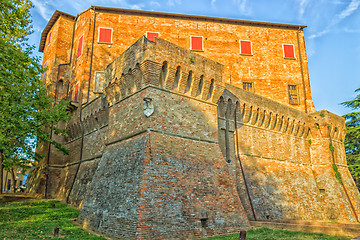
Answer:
26, 7, 360, 240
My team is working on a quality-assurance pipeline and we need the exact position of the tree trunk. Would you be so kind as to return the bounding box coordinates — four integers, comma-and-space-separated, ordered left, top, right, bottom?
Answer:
10, 168, 16, 193
0, 150, 3, 194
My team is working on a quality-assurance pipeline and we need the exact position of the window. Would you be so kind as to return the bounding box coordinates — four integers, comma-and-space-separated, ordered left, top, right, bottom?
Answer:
283, 44, 295, 59
146, 32, 159, 41
48, 32, 51, 45
185, 71, 192, 93
98, 28, 112, 43
240, 40, 252, 55
190, 36, 203, 51
200, 218, 208, 228
172, 66, 181, 90
243, 82, 254, 92
207, 79, 214, 100
94, 72, 105, 92
77, 35, 83, 58
288, 84, 298, 105
74, 83, 79, 102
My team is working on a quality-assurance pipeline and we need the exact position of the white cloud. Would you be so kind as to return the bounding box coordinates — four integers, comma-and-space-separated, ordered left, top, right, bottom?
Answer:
150, 1, 161, 7
232, 0, 251, 15
211, 0, 216, 7
309, 0, 360, 39
32, 0, 53, 21
344, 27, 360, 33
298, 0, 310, 18
336, 0, 360, 22
167, 0, 181, 6
130, 4, 144, 10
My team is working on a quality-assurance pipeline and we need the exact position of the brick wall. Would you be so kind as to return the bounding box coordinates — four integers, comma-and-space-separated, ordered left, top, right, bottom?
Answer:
41, 8, 315, 112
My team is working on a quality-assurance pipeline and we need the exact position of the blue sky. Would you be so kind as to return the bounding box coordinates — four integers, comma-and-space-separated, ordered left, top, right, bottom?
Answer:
28, 0, 360, 116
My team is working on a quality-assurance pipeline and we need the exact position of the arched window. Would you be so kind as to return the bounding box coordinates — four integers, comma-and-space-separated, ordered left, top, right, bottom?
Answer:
160, 61, 168, 87
207, 79, 214, 100
172, 66, 181, 90
185, 71, 192, 93
56, 79, 64, 100
196, 75, 204, 97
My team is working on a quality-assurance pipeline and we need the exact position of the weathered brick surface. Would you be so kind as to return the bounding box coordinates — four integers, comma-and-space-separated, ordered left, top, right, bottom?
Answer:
78, 131, 249, 240
26, 8, 360, 240
41, 8, 314, 112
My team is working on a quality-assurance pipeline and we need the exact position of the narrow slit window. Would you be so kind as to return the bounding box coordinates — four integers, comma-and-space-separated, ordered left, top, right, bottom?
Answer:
185, 71, 192, 93
283, 44, 295, 58
190, 36, 203, 51
207, 79, 214, 100
240, 40, 252, 55
146, 32, 159, 41
77, 35, 83, 58
173, 66, 181, 89
196, 75, 204, 96
98, 28, 112, 43
288, 84, 298, 105
243, 82, 254, 92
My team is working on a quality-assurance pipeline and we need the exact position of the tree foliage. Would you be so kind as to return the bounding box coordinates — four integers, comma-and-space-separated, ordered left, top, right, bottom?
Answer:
0, 0, 70, 191
342, 87, 360, 189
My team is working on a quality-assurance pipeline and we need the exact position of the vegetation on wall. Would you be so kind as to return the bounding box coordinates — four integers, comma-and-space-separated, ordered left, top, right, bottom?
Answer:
0, 0, 69, 193
342, 87, 360, 189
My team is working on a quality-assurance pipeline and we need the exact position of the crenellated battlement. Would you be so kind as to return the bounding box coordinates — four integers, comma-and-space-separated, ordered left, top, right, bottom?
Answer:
104, 37, 224, 106
66, 96, 109, 141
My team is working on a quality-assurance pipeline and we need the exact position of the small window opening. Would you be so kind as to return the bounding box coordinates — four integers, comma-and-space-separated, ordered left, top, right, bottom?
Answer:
98, 28, 112, 43
283, 44, 295, 59
190, 36, 203, 51
207, 79, 214, 100
288, 84, 298, 105
173, 66, 181, 90
196, 75, 204, 96
185, 71, 192, 93
200, 218, 208, 228
319, 189, 325, 193
243, 82, 254, 92
160, 61, 168, 87
240, 40, 252, 55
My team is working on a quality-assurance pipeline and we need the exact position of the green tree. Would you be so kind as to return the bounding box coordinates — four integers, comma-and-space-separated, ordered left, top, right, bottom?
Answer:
0, 0, 69, 193
342, 88, 360, 189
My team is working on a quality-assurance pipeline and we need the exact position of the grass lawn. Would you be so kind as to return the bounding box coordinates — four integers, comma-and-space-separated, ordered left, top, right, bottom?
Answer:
0, 198, 352, 240
198, 227, 351, 240
0, 199, 106, 240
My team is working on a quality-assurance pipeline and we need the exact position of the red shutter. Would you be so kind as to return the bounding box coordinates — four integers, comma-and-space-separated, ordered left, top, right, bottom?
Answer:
191, 36, 203, 51
74, 83, 79, 102
99, 28, 112, 43
48, 32, 51, 45
77, 36, 83, 58
146, 32, 159, 41
240, 40, 252, 55
283, 44, 295, 58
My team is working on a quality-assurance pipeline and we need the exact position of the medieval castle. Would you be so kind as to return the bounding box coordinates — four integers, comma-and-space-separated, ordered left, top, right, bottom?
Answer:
27, 6, 360, 239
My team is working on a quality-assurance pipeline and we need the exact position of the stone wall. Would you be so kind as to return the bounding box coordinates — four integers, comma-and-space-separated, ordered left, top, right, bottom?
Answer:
26, 28, 360, 239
